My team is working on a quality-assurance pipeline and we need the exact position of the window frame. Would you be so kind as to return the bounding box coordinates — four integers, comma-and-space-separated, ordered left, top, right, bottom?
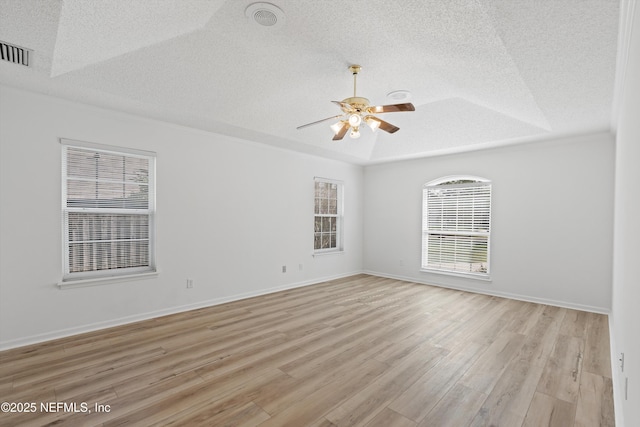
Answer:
421, 175, 491, 279
313, 177, 344, 254
60, 138, 157, 286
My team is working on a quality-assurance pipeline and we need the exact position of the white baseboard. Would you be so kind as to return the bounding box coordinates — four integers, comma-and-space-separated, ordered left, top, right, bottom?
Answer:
363, 270, 611, 314
0, 271, 360, 351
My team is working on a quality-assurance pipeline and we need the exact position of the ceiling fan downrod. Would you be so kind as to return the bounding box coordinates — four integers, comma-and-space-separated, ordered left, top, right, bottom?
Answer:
349, 64, 361, 97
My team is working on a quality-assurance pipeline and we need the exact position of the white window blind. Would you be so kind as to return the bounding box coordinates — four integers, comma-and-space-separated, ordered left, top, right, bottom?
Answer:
422, 178, 491, 277
314, 178, 343, 252
61, 140, 156, 282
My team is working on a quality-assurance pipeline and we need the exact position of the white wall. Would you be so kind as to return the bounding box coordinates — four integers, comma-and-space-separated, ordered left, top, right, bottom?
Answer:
610, 2, 640, 425
363, 132, 615, 312
0, 85, 363, 349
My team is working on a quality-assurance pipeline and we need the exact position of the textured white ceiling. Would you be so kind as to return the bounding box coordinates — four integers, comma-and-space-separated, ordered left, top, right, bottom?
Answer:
0, 0, 620, 164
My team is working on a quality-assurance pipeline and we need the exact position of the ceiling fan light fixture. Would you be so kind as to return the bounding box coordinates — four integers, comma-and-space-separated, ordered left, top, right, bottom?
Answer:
365, 116, 380, 130
350, 127, 361, 139
348, 113, 361, 127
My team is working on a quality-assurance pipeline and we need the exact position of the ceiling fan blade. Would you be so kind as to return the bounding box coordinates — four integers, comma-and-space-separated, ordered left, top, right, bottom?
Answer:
365, 116, 400, 134
296, 114, 343, 130
332, 122, 350, 140
376, 118, 400, 134
367, 103, 415, 114
332, 100, 353, 112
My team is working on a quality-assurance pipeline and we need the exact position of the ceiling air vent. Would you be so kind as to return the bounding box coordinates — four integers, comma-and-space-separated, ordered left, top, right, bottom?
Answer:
0, 41, 32, 67
245, 3, 285, 27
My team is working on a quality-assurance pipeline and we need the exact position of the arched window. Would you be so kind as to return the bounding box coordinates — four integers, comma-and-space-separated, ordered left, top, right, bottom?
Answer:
422, 176, 491, 278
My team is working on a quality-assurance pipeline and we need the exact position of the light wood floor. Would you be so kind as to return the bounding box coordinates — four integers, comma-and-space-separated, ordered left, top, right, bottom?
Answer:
0, 274, 614, 426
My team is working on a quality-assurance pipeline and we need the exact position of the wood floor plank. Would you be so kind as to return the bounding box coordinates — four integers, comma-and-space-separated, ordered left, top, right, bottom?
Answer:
10, 344, 167, 389
373, 332, 432, 365
255, 359, 389, 427
0, 274, 614, 427
582, 312, 612, 378
254, 340, 392, 416
514, 304, 566, 368
575, 371, 615, 427
523, 391, 576, 427
468, 358, 544, 425
147, 371, 291, 427
104, 369, 285, 427
559, 309, 590, 338
468, 300, 525, 346
66, 371, 204, 426
429, 296, 511, 350
417, 383, 486, 427
308, 418, 339, 427
171, 401, 271, 427
388, 339, 488, 422
458, 331, 526, 393
504, 301, 544, 335
364, 407, 416, 427
324, 343, 448, 426
536, 334, 584, 403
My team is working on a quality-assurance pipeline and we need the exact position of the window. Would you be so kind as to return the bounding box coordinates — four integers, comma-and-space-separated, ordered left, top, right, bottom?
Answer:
422, 176, 491, 278
314, 178, 343, 253
61, 139, 156, 283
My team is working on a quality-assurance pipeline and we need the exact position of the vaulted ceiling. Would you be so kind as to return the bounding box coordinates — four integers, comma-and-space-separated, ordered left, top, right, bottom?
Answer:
0, 0, 621, 164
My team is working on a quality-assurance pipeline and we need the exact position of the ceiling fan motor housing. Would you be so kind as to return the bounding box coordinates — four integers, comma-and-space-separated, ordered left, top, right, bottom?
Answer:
342, 97, 370, 112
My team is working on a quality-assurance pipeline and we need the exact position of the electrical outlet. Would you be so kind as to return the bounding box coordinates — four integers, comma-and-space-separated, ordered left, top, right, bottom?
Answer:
186, 279, 193, 288
282, 265, 287, 273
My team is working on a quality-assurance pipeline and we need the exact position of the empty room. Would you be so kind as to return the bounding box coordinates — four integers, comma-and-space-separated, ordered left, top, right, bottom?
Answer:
0, 1, 638, 426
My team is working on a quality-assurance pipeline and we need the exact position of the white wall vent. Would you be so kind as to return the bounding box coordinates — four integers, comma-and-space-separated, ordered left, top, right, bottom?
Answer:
0, 41, 32, 67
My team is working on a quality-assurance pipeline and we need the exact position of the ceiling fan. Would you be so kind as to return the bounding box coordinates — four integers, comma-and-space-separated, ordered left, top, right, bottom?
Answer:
297, 65, 415, 141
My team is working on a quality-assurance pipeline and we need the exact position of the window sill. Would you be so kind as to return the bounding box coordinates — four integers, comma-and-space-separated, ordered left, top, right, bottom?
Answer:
420, 268, 491, 282
313, 250, 345, 257
58, 271, 158, 289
